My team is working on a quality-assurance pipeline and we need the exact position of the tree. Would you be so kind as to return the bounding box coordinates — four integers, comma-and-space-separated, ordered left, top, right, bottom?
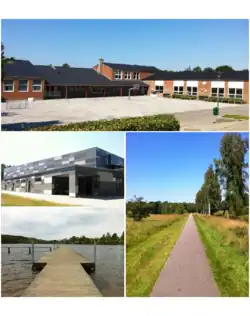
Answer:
215, 65, 234, 72
62, 63, 70, 68
127, 195, 150, 221
193, 66, 202, 72
185, 66, 192, 71
203, 67, 214, 72
203, 164, 221, 214
215, 133, 249, 217
1, 42, 5, 81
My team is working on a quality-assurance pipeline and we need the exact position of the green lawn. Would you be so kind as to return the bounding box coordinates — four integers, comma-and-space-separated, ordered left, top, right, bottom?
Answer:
194, 214, 249, 297
1, 193, 74, 206
126, 214, 188, 297
223, 114, 249, 120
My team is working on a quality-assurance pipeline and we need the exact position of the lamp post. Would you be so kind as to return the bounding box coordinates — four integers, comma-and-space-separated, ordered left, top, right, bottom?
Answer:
216, 72, 222, 113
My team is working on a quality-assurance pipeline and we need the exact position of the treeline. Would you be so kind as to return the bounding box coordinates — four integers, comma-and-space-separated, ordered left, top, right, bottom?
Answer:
60, 232, 124, 245
126, 196, 196, 221
196, 133, 249, 217
1, 232, 124, 245
166, 65, 248, 72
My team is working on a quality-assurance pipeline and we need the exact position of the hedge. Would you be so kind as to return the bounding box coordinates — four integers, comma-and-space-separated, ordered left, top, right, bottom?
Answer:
28, 114, 180, 131
170, 94, 246, 104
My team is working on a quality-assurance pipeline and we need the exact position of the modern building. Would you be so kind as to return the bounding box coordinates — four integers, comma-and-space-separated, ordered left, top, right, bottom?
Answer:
144, 70, 249, 102
2, 57, 249, 103
2, 147, 124, 198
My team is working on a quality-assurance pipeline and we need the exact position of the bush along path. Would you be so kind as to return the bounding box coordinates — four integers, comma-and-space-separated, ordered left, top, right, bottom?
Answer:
151, 214, 219, 297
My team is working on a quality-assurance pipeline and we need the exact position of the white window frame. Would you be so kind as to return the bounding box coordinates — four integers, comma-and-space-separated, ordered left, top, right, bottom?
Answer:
18, 79, 29, 92
3, 79, 14, 92
155, 85, 163, 93
187, 86, 198, 96
32, 80, 42, 92
133, 72, 140, 80
228, 88, 243, 99
124, 71, 131, 80
211, 87, 224, 97
173, 86, 184, 95
114, 70, 122, 80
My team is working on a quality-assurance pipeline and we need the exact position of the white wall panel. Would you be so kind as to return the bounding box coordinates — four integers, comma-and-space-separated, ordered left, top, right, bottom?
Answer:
211, 81, 225, 88
44, 190, 52, 195
228, 81, 244, 89
187, 80, 198, 87
155, 80, 164, 86
44, 177, 52, 184
173, 80, 184, 86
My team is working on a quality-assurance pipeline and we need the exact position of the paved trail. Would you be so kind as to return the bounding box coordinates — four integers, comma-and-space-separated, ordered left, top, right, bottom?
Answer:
151, 214, 219, 297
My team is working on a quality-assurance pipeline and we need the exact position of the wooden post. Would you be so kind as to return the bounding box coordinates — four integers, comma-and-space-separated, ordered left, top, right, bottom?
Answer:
8, 247, 10, 254
93, 241, 97, 264
32, 242, 34, 264
29, 247, 31, 254
65, 86, 68, 99
85, 87, 88, 98
120, 88, 122, 96
49, 247, 52, 252
104, 88, 106, 97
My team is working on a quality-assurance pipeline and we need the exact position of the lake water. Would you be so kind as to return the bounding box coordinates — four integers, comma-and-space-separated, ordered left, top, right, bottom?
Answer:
1, 244, 124, 297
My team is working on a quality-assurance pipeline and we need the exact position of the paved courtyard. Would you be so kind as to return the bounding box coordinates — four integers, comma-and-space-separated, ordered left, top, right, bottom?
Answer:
2, 191, 124, 210
1, 96, 249, 131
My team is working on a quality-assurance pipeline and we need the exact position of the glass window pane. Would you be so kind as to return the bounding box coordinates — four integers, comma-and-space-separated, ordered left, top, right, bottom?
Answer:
193, 87, 197, 92
229, 88, 235, 94
236, 89, 242, 95
174, 86, 178, 91
179, 87, 184, 92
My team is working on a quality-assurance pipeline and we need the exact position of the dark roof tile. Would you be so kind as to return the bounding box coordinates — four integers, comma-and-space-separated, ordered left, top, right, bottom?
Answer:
104, 62, 159, 72
3, 60, 43, 78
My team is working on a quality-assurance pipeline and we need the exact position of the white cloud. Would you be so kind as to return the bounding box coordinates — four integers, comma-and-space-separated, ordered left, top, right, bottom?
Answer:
1, 207, 124, 240
1, 132, 124, 165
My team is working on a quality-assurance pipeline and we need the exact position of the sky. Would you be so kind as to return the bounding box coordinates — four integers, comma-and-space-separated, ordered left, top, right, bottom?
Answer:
2, 19, 249, 70
1, 207, 124, 239
126, 132, 249, 203
1, 132, 124, 165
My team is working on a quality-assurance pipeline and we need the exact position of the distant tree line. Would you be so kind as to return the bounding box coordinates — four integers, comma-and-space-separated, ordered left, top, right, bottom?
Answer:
165, 65, 248, 72
126, 195, 197, 221
196, 133, 249, 217
2, 232, 124, 245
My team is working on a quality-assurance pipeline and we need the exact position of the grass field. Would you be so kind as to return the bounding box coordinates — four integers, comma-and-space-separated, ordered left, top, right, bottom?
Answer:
1, 193, 74, 206
194, 214, 249, 297
126, 214, 188, 297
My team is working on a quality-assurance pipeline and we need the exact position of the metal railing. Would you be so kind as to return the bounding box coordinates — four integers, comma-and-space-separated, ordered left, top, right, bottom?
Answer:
3, 243, 59, 264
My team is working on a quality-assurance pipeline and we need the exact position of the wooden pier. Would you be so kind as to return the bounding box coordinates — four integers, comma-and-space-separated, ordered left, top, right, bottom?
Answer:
22, 246, 102, 297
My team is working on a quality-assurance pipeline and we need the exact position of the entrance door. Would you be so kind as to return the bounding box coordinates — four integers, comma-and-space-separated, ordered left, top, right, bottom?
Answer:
78, 176, 93, 197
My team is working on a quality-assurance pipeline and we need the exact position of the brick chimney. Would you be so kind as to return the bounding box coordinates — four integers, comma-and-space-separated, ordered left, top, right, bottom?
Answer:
98, 57, 104, 74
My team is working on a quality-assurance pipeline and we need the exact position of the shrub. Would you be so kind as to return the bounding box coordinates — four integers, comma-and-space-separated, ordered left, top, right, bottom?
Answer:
28, 114, 180, 131
232, 226, 249, 238
238, 215, 249, 222
214, 210, 224, 217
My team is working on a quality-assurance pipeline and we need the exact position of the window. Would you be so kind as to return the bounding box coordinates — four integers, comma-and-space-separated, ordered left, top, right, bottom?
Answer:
155, 85, 163, 93
228, 88, 243, 99
124, 72, 131, 80
187, 87, 198, 96
173, 86, 184, 95
92, 87, 104, 93
133, 72, 140, 80
34, 176, 42, 182
32, 80, 42, 92
18, 80, 28, 92
3, 80, 14, 92
211, 88, 224, 97
114, 70, 122, 80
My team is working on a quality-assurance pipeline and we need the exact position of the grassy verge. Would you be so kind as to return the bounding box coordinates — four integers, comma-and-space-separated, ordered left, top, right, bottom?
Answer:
194, 214, 249, 297
1, 193, 74, 206
223, 114, 249, 120
126, 214, 188, 297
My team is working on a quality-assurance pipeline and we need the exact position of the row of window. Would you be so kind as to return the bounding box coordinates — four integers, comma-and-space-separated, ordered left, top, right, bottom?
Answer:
3, 80, 43, 92
114, 70, 140, 80
155, 86, 243, 98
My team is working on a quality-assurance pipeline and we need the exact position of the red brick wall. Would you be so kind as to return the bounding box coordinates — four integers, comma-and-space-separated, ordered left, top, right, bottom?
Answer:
243, 81, 249, 103
164, 81, 173, 94
198, 80, 211, 97
2, 79, 45, 101
93, 63, 114, 80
